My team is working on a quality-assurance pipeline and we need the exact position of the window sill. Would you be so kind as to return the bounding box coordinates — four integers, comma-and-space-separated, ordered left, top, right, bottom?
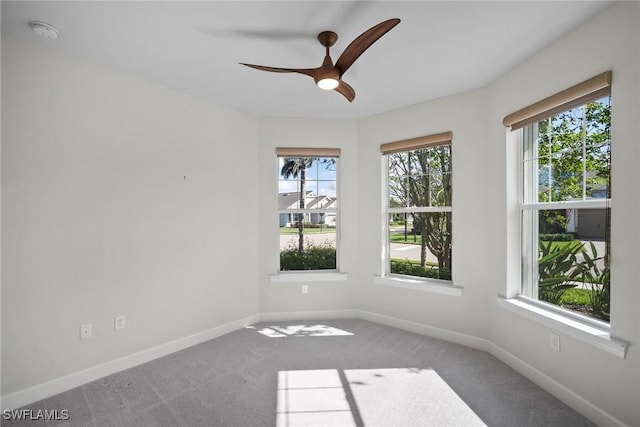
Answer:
269, 272, 349, 283
498, 296, 628, 358
374, 275, 462, 297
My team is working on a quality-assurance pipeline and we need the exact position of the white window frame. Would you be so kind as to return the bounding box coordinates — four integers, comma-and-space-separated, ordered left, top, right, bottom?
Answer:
376, 135, 460, 296
500, 72, 628, 358
520, 101, 611, 309
271, 150, 348, 283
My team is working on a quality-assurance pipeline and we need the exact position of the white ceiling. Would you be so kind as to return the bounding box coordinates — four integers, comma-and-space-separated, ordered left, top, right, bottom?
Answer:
1, 1, 612, 119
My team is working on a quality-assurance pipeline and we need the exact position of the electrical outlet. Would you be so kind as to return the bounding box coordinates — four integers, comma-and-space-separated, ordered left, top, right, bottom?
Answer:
114, 315, 126, 331
80, 324, 92, 340
302, 285, 308, 294
549, 333, 560, 351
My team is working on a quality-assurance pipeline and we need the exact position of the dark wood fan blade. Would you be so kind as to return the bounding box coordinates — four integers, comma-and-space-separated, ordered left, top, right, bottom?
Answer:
240, 63, 319, 79
335, 18, 400, 75
334, 80, 355, 102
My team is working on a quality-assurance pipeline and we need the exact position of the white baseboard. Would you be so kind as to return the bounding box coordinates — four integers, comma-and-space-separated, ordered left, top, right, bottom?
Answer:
356, 309, 490, 351
487, 342, 628, 427
356, 311, 625, 426
0, 313, 261, 411
0, 309, 626, 426
259, 309, 359, 322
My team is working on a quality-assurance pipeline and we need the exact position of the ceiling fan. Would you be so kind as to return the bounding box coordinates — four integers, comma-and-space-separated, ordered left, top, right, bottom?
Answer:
240, 18, 400, 102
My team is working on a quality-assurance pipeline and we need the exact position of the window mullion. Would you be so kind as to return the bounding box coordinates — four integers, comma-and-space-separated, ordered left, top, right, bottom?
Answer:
522, 199, 610, 210
388, 207, 452, 214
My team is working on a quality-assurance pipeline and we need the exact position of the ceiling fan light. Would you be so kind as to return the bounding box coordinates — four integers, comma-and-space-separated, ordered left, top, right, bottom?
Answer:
317, 78, 339, 90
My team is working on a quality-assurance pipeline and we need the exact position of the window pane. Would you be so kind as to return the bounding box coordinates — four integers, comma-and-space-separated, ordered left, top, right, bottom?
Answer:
407, 176, 428, 207
386, 144, 452, 281
317, 181, 337, 206
430, 170, 452, 207
549, 157, 583, 201
280, 218, 337, 271
278, 191, 303, 210
585, 141, 610, 199
531, 97, 611, 204
388, 146, 451, 209
525, 207, 610, 321
278, 156, 337, 210
537, 148, 609, 202
388, 213, 452, 280
388, 176, 408, 208
278, 179, 299, 194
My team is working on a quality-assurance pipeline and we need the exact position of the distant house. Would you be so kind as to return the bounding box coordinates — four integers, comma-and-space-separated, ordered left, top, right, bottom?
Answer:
279, 191, 337, 227
537, 169, 609, 239
566, 208, 607, 239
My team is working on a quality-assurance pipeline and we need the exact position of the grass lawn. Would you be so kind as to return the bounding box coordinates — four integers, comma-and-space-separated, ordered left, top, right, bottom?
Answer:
390, 258, 439, 268
389, 234, 585, 249
280, 227, 336, 235
390, 233, 422, 245
389, 221, 408, 227
559, 288, 592, 305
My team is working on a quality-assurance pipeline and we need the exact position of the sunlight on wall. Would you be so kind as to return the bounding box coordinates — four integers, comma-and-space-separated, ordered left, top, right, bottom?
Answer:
276, 368, 486, 427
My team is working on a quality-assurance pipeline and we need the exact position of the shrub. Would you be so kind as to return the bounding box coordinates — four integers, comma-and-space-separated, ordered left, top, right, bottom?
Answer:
538, 240, 610, 321
390, 259, 451, 280
537, 240, 583, 304
539, 233, 575, 242
571, 242, 610, 321
280, 242, 336, 270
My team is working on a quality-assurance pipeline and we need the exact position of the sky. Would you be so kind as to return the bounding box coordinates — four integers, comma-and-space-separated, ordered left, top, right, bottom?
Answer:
278, 157, 338, 198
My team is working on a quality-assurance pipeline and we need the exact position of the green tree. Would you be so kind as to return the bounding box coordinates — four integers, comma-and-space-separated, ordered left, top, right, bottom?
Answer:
538, 99, 611, 260
389, 146, 452, 277
538, 100, 610, 202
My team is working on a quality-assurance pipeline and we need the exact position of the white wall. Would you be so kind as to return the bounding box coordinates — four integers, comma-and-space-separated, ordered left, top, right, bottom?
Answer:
356, 2, 638, 424
2, 2, 639, 424
257, 117, 359, 316
1, 36, 260, 395
485, 3, 639, 424
357, 89, 490, 340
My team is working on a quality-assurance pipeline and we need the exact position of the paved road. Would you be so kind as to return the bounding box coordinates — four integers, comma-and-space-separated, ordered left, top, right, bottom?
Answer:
279, 232, 435, 262
280, 232, 336, 250
280, 232, 605, 272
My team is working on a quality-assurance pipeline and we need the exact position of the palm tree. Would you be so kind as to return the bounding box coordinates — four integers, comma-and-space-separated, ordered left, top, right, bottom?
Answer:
281, 157, 315, 254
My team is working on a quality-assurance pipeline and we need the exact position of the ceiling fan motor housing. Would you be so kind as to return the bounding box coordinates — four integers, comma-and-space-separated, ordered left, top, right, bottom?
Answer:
317, 31, 338, 48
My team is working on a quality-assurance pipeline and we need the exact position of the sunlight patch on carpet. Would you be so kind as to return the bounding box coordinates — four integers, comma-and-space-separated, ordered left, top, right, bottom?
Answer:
276, 369, 356, 426
276, 368, 486, 427
248, 324, 354, 338
345, 368, 486, 426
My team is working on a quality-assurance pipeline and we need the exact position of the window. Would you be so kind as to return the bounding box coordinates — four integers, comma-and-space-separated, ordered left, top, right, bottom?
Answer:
505, 72, 612, 322
381, 132, 453, 281
277, 148, 339, 272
